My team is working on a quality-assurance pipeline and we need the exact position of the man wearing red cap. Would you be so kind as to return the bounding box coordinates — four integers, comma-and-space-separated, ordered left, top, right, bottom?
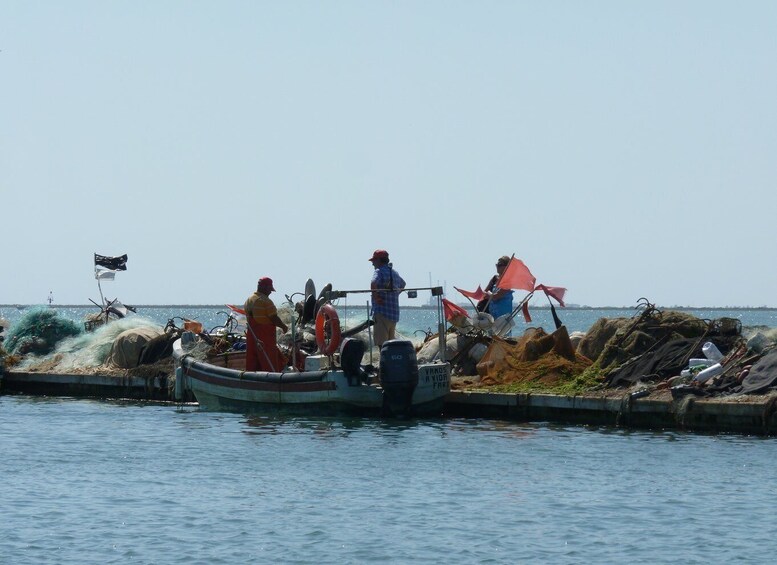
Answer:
244, 277, 288, 372
369, 249, 406, 346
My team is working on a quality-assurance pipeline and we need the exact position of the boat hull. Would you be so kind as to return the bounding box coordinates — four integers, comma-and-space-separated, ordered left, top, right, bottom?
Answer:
173, 341, 449, 417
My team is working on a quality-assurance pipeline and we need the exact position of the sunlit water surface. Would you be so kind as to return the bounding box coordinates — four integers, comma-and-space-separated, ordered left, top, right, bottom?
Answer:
2, 396, 777, 564
2, 305, 775, 341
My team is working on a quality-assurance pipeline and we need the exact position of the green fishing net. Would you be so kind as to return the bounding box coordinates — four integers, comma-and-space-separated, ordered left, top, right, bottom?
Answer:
3, 307, 83, 356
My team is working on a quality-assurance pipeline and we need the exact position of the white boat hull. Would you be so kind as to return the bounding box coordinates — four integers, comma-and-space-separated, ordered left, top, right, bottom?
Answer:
173, 340, 450, 416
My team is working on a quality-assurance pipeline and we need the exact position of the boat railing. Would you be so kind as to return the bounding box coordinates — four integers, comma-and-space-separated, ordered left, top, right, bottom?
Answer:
324, 286, 447, 362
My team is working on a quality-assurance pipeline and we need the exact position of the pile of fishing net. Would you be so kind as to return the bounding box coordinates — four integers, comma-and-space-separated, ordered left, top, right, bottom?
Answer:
571, 301, 750, 390
0, 317, 8, 364
3, 307, 83, 357
476, 326, 593, 387
12, 315, 173, 373
576, 306, 728, 371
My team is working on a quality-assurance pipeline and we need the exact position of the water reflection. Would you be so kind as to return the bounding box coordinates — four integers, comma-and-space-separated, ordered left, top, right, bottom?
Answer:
237, 413, 545, 442
240, 414, 374, 438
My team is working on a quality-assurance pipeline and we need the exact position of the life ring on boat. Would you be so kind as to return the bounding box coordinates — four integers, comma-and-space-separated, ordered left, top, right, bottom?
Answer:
315, 303, 342, 356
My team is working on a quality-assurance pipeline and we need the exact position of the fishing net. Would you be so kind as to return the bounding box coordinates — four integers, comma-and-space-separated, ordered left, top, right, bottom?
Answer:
478, 327, 593, 387
15, 316, 165, 372
579, 302, 733, 372
596, 302, 746, 388
0, 319, 7, 365
3, 307, 83, 357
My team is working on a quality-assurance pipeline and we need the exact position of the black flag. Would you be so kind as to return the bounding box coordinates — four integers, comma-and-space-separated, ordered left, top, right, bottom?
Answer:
94, 253, 128, 271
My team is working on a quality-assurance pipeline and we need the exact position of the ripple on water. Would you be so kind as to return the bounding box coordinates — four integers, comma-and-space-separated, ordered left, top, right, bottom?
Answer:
3, 396, 777, 563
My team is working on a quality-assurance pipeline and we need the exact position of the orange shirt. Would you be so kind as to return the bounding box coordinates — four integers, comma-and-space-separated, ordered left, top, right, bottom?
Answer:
244, 292, 277, 325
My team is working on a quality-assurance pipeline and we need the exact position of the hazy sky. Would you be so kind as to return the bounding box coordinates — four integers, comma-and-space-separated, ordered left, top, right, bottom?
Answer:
1, 1, 775, 307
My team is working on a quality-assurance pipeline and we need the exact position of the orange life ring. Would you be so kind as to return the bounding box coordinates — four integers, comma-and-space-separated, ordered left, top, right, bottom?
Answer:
315, 303, 342, 356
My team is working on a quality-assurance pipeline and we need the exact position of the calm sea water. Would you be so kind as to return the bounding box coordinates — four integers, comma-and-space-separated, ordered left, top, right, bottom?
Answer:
2, 395, 777, 564
3, 306, 777, 563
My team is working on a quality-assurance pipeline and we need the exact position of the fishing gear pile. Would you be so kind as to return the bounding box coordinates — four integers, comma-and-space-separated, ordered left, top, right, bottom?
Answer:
3, 307, 83, 358
477, 326, 593, 388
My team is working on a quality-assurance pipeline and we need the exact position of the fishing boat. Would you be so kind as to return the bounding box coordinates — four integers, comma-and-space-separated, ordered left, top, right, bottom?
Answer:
172, 286, 451, 416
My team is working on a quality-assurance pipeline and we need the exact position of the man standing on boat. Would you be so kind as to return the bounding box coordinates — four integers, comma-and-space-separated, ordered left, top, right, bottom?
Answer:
369, 249, 406, 347
244, 277, 288, 372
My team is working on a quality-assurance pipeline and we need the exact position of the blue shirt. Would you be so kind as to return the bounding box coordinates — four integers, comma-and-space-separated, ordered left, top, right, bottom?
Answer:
371, 264, 406, 322
488, 289, 514, 319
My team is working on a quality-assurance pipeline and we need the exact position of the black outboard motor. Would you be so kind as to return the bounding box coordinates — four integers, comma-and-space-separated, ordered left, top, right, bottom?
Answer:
379, 339, 419, 416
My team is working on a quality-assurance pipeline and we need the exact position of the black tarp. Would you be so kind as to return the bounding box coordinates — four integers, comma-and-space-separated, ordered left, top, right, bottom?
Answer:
735, 349, 777, 395
607, 338, 704, 387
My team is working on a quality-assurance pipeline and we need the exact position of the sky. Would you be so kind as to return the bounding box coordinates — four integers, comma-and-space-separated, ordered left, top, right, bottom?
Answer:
1, 1, 775, 308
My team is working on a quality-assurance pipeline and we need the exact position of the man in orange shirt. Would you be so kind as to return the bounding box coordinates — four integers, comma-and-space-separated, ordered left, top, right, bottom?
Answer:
244, 277, 288, 372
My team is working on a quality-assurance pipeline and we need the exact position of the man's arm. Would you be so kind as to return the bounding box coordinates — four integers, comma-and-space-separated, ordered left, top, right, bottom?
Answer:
270, 313, 288, 334
396, 270, 407, 290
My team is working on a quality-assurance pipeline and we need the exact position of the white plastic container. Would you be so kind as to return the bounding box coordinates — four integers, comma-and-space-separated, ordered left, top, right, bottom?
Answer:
702, 342, 723, 362
304, 355, 330, 371
693, 362, 723, 383
688, 358, 715, 369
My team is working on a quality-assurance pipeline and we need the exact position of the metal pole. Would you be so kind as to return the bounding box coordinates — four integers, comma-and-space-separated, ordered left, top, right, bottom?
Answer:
366, 300, 374, 366
287, 296, 297, 371
437, 293, 446, 362
97, 277, 105, 308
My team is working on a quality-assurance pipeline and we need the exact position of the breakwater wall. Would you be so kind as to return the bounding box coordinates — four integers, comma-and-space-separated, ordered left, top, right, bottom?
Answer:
0, 370, 189, 402
445, 390, 777, 435
3, 370, 776, 435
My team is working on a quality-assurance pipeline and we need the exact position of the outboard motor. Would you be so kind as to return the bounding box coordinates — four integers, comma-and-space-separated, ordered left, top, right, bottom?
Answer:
379, 339, 419, 416
340, 337, 367, 386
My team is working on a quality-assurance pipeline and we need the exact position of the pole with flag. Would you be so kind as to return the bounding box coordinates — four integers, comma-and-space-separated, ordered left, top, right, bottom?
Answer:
453, 256, 568, 337
94, 253, 128, 316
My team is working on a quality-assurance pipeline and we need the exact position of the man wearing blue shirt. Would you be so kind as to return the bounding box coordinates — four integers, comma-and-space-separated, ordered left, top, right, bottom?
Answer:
485, 255, 515, 335
369, 249, 406, 346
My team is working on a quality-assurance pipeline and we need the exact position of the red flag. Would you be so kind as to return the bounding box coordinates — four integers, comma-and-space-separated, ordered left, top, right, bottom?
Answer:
522, 301, 532, 322
454, 285, 486, 301
496, 258, 536, 292
534, 284, 567, 307
442, 298, 470, 322
227, 304, 246, 316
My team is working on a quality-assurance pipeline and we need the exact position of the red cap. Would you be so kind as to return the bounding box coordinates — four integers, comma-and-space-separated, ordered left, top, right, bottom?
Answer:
369, 249, 389, 262
258, 277, 275, 291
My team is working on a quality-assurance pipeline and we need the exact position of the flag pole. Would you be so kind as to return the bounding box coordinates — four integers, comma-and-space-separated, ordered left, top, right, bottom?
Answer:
461, 295, 478, 311
545, 291, 564, 330
97, 275, 105, 308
